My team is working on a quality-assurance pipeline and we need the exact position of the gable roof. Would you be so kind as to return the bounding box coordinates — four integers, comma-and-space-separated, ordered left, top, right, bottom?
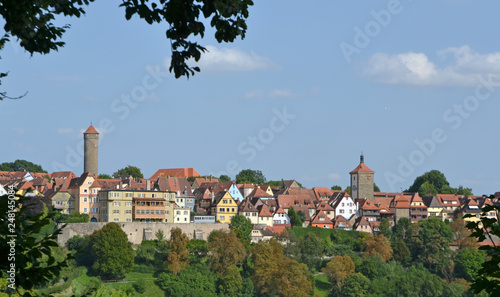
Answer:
333, 215, 352, 228
247, 186, 273, 198
313, 187, 334, 200
150, 168, 201, 180
258, 203, 273, 217
311, 210, 332, 225
50, 171, 77, 179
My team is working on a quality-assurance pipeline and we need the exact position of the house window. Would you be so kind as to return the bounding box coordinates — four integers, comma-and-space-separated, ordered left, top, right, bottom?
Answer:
161, 210, 164, 214
114, 201, 120, 206
152, 194, 158, 198
84, 197, 88, 203
156, 210, 160, 215
220, 216, 225, 221
136, 210, 140, 214
114, 218, 119, 222
84, 208, 88, 213
113, 210, 119, 214
176, 211, 181, 215
126, 218, 132, 222
339, 209, 344, 214
141, 210, 145, 214
126, 202, 131, 207
146, 210, 150, 214
223, 199, 228, 204
126, 210, 131, 214
84, 189, 88, 193
126, 193, 132, 197
184, 211, 189, 215
113, 193, 120, 197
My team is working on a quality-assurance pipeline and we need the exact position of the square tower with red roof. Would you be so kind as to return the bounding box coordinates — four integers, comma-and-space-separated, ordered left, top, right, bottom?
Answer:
350, 154, 375, 201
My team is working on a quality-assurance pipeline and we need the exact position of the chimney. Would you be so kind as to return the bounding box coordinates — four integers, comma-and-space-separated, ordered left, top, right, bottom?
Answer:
147, 179, 151, 191
128, 178, 131, 188
119, 181, 123, 189
211, 191, 214, 204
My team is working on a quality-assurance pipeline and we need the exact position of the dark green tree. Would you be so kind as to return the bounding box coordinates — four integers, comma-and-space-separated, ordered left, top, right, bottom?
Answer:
0, 159, 46, 172
331, 185, 342, 191
407, 216, 453, 273
392, 217, 411, 241
113, 165, 143, 178
407, 170, 450, 194
340, 273, 370, 297
235, 169, 266, 184
374, 183, 381, 192
391, 239, 411, 266
187, 239, 209, 263
418, 181, 438, 197
218, 264, 243, 296
63, 211, 89, 223
135, 240, 157, 267
454, 248, 486, 282
344, 186, 351, 195
88, 222, 134, 280
0, 195, 71, 295
219, 174, 231, 182
156, 263, 218, 297
265, 180, 284, 187
97, 173, 112, 179
288, 206, 303, 227
66, 234, 92, 268
379, 217, 392, 238
229, 215, 252, 248
296, 232, 324, 270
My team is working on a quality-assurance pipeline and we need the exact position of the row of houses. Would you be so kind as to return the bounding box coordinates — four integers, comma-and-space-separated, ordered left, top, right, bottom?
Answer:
2, 168, 499, 236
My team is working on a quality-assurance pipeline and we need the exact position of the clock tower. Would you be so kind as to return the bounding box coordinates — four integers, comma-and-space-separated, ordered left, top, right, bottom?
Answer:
350, 154, 375, 202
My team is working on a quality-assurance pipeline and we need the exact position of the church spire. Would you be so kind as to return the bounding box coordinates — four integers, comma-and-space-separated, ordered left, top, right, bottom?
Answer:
360, 152, 364, 164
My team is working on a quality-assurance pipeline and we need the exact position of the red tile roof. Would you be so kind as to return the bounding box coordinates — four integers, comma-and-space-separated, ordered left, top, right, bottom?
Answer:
349, 163, 374, 174
84, 125, 99, 134
150, 168, 201, 180
248, 187, 273, 198
266, 225, 288, 235
311, 210, 333, 225
258, 204, 273, 217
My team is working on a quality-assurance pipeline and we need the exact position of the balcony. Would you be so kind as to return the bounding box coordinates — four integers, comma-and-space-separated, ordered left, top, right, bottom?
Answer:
411, 210, 428, 216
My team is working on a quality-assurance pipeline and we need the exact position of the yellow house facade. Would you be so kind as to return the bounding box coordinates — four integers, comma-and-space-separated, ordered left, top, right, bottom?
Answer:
212, 191, 238, 223
99, 190, 175, 222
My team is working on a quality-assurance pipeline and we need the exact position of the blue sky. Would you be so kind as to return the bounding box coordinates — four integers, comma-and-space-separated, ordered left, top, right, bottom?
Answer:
1, 1, 500, 195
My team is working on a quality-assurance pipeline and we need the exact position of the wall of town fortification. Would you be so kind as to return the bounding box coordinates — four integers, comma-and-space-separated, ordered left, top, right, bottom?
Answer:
57, 222, 229, 246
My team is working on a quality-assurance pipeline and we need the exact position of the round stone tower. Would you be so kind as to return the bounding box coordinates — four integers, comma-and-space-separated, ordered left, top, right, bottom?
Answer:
83, 124, 99, 176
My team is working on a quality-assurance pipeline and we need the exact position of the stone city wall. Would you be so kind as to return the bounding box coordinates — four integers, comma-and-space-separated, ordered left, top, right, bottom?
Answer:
57, 222, 229, 246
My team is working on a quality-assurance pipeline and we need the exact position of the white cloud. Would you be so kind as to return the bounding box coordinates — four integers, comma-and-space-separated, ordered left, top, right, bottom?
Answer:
196, 46, 276, 72
269, 88, 295, 99
242, 87, 320, 101
327, 173, 341, 181
243, 89, 264, 100
364, 45, 500, 86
